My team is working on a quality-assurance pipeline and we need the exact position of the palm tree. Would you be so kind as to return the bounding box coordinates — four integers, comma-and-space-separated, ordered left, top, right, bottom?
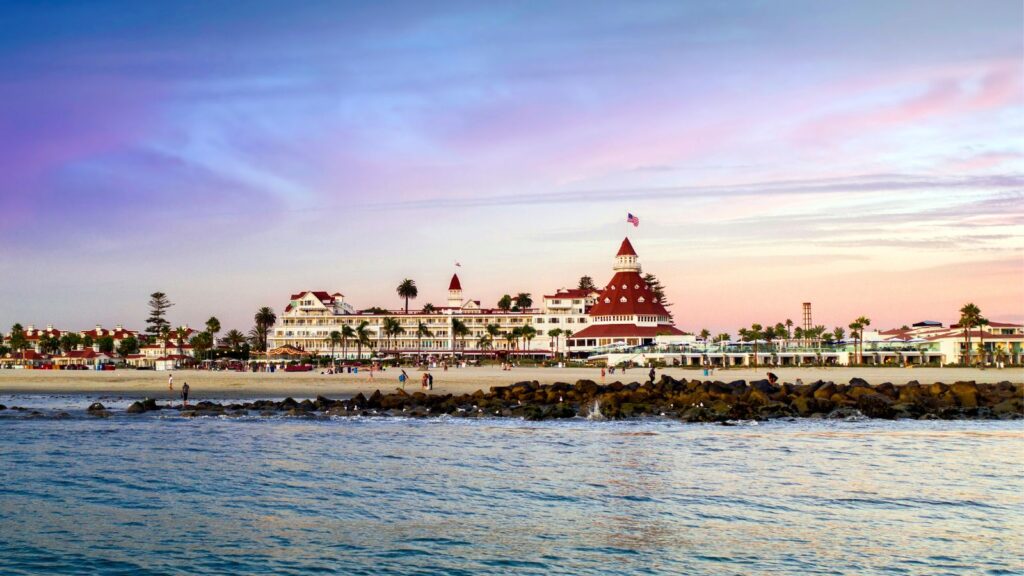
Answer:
855, 316, 871, 364
477, 334, 492, 352
205, 316, 221, 360
451, 318, 470, 356
382, 317, 405, 358
742, 323, 764, 369
355, 321, 371, 361
832, 326, 845, 343
497, 294, 513, 312
253, 307, 277, 352
341, 324, 355, 360
513, 292, 533, 311
328, 330, 342, 369
848, 321, 862, 364
785, 318, 794, 341
547, 328, 563, 357
224, 329, 246, 352
396, 279, 418, 314
416, 322, 432, 359
977, 316, 990, 366
520, 324, 537, 357
159, 326, 170, 358
504, 329, 519, 357
421, 303, 437, 314
486, 323, 501, 341
958, 303, 982, 366
699, 328, 710, 342
174, 326, 188, 357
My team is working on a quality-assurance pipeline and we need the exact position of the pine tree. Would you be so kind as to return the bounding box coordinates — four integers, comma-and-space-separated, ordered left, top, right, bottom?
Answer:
146, 292, 174, 341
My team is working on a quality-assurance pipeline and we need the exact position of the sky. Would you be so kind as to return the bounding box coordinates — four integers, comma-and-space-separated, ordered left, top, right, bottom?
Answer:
0, 0, 1021, 334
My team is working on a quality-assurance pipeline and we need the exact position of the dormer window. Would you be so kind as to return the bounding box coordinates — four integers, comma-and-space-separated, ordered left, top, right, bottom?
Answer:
621, 284, 627, 289
619, 296, 627, 303
638, 296, 645, 303
604, 298, 611, 303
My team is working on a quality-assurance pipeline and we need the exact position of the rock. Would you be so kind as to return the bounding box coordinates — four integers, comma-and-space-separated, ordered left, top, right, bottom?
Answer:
126, 401, 145, 414
280, 397, 299, 409
0, 404, 5, 410
52, 412, 71, 419
87, 402, 106, 412
993, 398, 1023, 419
89, 409, 111, 418
849, 377, 869, 387
813, 383, 837, 400
141, 398, 158, 411
950, 382, 979, 408
856, 393, 895, 419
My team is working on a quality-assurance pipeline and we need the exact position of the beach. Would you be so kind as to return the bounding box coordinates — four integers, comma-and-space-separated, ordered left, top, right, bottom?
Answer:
0, 365, 1019, 399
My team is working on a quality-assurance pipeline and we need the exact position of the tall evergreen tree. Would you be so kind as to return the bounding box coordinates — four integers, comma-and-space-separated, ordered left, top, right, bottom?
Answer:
577, 276, 596, 291
146, 292, 173, 341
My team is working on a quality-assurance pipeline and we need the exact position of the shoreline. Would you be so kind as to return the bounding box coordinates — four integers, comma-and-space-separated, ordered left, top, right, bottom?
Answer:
0, 365, 1020, 400
3, 377, 1019, 422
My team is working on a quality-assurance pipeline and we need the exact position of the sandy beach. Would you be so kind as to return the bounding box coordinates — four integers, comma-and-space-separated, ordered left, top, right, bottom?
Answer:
0, 365, 1019, 400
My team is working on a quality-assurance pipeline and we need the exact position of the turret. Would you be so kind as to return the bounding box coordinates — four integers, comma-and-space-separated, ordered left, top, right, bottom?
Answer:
613, 237, 641, 273
448, 274, 463, 307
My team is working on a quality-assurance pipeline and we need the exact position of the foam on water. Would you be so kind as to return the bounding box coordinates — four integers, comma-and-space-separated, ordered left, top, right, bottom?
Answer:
0, 397, 1022, 575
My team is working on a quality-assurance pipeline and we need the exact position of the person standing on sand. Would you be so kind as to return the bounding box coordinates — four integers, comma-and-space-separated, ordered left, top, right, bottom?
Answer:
600, 367, 606, 380
421, 373, 429, 390
400, 370, 408, 389
427, 372, 434, 390
168, 373, 173, 391
649, 367, 656, 384
181, 382, 190, 407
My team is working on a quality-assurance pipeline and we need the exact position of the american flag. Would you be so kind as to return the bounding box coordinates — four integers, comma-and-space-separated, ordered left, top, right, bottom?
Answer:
627, 213, 639, 227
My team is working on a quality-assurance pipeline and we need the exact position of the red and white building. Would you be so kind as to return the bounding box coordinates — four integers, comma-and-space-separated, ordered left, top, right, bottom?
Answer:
566, 238, 686, 353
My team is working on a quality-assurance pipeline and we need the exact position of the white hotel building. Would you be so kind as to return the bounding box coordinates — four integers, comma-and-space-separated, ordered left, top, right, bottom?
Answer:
267, 238, 686, 359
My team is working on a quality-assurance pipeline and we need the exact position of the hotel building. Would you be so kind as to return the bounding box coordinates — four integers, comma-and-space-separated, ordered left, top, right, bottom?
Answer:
267, 237, 685, 359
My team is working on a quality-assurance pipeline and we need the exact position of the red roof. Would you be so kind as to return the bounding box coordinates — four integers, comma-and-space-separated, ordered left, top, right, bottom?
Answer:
588, 271, 671, 317
570, 324, 685, 339
81, 328, 136, 340
449, 274, 462, 290
616, 237, 637, 257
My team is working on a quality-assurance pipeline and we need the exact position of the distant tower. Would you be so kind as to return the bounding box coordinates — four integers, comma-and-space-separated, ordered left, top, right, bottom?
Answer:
803, 302, 813, 343
448, 274, 463, 308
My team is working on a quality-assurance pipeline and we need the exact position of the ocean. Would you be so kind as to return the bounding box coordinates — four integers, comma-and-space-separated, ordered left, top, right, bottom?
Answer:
1, 396, 1021, 575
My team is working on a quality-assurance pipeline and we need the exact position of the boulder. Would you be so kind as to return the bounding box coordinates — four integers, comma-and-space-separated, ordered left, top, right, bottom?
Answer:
856, 393, 895, 419
849, 377, 869, 387
992, 398, 1023, 419
126, 401, 146, 414
950, 382, 979, 408
813, 383, 837, 400
141, 398, 158, 411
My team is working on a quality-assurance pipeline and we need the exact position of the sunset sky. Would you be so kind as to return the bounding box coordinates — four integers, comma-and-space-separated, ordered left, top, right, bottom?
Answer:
1, 1, 1021, 334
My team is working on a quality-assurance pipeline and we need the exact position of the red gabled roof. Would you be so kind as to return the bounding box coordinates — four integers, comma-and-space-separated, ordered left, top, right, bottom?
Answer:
588, 271, 671, 317
449, 274, 462, 290
570, 324, 685, 339
616, 237, 637, 257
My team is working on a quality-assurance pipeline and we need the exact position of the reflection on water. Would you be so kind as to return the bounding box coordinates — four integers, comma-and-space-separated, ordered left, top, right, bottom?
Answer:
0, 404, 1021, 575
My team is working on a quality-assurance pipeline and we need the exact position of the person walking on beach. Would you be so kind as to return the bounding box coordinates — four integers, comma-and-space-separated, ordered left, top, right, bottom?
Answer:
427, 372, 434, 390
168, 373, 173, 391
181, 382, 190, 407
600, 367, 606, 380
649, 367, 656, 384
400, 370, 408, 389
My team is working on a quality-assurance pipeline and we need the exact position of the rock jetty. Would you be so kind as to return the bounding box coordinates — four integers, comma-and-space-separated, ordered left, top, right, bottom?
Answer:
112, 377, 1022, 421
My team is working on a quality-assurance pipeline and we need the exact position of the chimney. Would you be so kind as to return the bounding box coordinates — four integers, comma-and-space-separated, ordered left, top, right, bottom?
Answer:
46, 324, 53, 331
115, 324, 123, 331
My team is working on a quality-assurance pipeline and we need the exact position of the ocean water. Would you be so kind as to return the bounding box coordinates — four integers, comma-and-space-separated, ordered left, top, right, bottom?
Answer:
0, 397, 1022, 575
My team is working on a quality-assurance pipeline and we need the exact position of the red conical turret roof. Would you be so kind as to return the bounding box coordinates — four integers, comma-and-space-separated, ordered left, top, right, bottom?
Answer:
448, 274, 462, 290
616, 237, 637, 257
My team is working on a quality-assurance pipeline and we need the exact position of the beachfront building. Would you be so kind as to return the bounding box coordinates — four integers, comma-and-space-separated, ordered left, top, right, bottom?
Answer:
534, 288, 600, 356
566, 238, 687, 356
268, 276, 552, 360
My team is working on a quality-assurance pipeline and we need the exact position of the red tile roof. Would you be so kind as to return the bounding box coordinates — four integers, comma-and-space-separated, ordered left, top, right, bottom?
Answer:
449, 274, 462, 290
569, 324, 685, 339
616, 237, 637, 257
588, 271, 671, 317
